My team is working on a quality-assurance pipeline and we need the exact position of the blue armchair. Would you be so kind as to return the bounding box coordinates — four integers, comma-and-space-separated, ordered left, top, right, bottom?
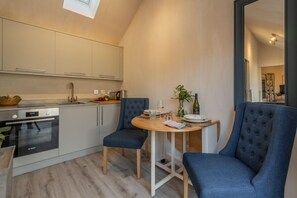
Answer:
102, 98, 149, 179
183, 102, 297, 198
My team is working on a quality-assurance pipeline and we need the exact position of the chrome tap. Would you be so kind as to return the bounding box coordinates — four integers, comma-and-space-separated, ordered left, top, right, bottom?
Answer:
68, 82, 77, 103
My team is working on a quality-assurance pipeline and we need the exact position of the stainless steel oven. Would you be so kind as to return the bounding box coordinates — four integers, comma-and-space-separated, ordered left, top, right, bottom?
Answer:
0, 108, 59, 157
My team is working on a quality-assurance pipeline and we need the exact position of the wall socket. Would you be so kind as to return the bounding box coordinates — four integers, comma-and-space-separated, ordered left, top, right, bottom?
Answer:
101, 90, 106, 94
94, 90, 99, 95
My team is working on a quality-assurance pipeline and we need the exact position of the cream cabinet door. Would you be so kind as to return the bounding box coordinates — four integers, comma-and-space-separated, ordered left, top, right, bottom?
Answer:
99, 104, 121, 145
59, 105, 99, 155
2, 19, 55, 74
56, 33, 92, 77
92, 42, 123, 80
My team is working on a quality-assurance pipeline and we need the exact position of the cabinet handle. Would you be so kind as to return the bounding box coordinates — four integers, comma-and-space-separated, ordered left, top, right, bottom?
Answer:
98, 75, 115, 79
64, 72, 86, 76
15, 68, 46, 73
97, 106, 99, 126
101, 106, 103, 126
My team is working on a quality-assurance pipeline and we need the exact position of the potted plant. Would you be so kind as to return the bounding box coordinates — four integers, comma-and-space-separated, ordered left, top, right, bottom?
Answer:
0, 133, 5, 148
174, 85, 192, 117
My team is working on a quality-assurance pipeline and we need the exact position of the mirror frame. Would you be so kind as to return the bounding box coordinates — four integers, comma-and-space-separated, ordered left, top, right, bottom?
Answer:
234, 0, 297, 108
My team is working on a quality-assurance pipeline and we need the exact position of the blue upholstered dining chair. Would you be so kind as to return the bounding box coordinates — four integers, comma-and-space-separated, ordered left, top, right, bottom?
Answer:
102, 98, 149, 179
183, 102, 297, 198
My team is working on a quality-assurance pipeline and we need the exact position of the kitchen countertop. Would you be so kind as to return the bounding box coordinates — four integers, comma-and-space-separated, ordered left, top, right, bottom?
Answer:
89, 100, 121, 105
0, 100, 121, 111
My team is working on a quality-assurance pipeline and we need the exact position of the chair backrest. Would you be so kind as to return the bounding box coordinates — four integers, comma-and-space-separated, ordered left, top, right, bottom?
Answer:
235, 103, 276, 172
221, 102, 297, 172
117, 98, 149, 130
219, 102, 297, 197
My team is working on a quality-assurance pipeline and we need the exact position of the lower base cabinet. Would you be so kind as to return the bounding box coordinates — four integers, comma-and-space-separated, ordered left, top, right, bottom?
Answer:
59, 105, 99, 155
99, 104, 121, 145
59, 104, 121, 156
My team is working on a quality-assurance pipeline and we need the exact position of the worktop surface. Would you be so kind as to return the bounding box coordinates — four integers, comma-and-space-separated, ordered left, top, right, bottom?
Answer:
0, 100, 121, 111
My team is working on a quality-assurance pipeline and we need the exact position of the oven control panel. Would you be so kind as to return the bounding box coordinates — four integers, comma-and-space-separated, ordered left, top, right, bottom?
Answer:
0, 108, 59, 121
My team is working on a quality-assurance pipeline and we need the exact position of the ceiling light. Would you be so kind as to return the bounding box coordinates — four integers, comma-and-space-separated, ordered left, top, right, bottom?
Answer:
63, 0, 100, 19
269, 33, 278, 45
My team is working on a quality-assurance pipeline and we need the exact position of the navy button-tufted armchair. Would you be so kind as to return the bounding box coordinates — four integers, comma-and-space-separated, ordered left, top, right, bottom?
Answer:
183, 102, 297, 198
102, 98, 149, 179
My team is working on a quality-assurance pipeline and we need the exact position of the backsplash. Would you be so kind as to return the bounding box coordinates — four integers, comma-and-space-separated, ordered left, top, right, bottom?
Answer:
0, 73, 122, 100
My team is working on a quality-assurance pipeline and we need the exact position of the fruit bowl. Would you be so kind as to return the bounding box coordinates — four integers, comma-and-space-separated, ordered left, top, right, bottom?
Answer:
0, 95, 22, 106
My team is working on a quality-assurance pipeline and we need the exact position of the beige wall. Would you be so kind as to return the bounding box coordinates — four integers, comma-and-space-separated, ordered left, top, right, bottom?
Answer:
245, 26, 261, 102
0, 73, 122, 100
258, 42, 284, 67
120, 0, 234, 149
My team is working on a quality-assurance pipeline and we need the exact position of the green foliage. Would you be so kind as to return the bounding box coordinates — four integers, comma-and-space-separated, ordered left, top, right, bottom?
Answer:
0, 133, 5, 141
174, 85, 192, 102
0, 95, 22, 100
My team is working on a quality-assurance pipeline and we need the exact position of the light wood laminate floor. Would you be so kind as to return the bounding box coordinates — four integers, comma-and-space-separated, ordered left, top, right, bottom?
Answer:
12, 149, 197, 198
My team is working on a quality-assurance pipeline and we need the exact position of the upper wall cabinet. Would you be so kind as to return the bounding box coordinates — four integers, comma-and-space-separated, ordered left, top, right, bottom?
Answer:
92, 42, 123, 80
56, 33, 92, 77
0, 18, 123, 81
0, 19, 2, 70
2, 19, 55, 74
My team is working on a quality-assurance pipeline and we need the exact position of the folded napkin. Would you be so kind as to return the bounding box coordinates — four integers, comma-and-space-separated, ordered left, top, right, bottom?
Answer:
163, 120, 186, 129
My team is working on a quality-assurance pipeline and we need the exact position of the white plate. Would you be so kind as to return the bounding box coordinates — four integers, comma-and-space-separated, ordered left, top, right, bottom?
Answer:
182, 117, 210, 123
144, 109, 171, 116
143, 109, 162, 115
184, 114, 207, 120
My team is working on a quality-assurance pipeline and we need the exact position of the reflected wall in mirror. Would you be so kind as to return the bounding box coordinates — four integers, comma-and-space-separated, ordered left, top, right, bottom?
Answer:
244, 0, 285, 103
234, 0, 297, 108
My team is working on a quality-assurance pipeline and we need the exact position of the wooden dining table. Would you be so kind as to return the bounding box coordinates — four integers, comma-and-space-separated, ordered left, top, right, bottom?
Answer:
131, 115, 220, 197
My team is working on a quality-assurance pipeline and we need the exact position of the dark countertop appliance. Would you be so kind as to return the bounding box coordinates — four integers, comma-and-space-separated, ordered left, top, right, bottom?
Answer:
109, 90, 127, 100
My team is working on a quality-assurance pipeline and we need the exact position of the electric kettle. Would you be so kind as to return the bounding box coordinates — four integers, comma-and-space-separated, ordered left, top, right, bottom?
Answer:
115, 90, 127, 100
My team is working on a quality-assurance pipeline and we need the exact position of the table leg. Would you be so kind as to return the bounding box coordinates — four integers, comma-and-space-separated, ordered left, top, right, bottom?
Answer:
151, 131, 156, 197
171, 132, 175, 174
183, 132, 186, 153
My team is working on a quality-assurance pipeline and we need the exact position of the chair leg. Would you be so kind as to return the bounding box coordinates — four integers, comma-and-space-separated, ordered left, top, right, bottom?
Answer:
183, 169, 189, 198
121, 148, 125, 156
102, 146, 108, 175
136, 149, 141, 179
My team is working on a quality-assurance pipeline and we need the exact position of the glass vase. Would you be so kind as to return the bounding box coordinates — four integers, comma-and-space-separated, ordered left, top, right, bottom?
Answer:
177, 99, 185, 117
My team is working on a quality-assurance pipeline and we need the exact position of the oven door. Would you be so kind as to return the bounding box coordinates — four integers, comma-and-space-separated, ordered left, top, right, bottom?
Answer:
0, 116, 59, 157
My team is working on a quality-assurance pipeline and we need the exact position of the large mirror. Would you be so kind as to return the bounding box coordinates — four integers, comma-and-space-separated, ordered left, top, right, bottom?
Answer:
234, 0, 297, 108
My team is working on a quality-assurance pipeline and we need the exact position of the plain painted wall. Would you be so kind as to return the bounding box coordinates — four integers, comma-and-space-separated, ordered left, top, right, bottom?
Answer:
120, 0, 234, 151
245, 26, 261, 102
258, 42, 284, 67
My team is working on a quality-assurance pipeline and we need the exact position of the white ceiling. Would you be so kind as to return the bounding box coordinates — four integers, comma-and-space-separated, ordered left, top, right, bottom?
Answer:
0, 0, 143, 45
245, 0, 284, 49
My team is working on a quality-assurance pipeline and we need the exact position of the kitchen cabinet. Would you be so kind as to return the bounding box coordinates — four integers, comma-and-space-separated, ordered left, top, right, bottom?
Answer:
92, 42, 123, 80
2, 19, 55, 74
56, 33, 92, 77
99, 104, 121, 145
59, 105, 99, 155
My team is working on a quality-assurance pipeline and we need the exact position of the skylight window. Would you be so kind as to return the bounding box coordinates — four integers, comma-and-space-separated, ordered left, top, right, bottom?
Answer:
78, 0, 91, 4
63, 0, 100, 19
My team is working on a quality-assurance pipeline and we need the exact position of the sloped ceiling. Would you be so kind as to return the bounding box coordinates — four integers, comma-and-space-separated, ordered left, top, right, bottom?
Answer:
0, 0, 143, 45
245, 0, 284, 49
